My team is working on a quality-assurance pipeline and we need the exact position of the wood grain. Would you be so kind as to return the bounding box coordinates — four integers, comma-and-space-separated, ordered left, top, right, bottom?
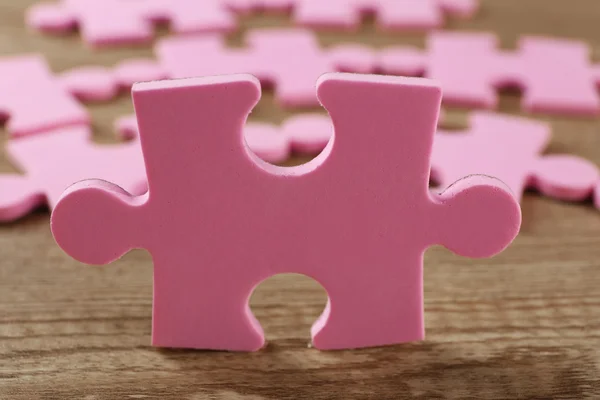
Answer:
1, 1, 600, 398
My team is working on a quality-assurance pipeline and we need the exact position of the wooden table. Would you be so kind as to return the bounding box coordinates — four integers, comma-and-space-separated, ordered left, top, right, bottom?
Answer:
1, 1, 600, 398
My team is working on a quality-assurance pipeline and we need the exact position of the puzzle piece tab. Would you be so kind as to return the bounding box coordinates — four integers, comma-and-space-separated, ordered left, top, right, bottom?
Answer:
27, 0, 236, 47
51, 73, 521, 351
431, 112, 600, 204
0, 125, 146, 222
381, 33, 600, 115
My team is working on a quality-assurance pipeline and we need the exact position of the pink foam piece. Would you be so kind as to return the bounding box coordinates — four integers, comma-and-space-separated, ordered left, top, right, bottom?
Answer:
0, 54, 89, 137
154, 29, 375, 107
51, 73, 521, 351
224, 0, 477, 30
27, 0, 236, 47
0, 125, 146, 222
431, 112, 600, 203
381, 32, 600, 115
0, 54, 170, 137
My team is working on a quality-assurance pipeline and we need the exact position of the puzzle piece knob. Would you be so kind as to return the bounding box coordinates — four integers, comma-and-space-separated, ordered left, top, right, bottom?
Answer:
52, 180, 146, 265
436, 175, 522, 258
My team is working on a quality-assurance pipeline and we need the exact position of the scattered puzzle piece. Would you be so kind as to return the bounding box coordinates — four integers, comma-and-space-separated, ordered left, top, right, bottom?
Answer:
27, 0, 236, 47
0, 54, 163, 137
115, 29, 600, 114
291, 0, 478, 31
380, 32, 600, 115
51, 73, 521, 351
0, 125, 146, 222
144, 29, 375, 107
222, 0, 477, 30
430, 112, 600, 204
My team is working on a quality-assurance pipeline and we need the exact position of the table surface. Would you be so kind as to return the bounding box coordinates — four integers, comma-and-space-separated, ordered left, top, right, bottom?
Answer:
2, 1, 600, 399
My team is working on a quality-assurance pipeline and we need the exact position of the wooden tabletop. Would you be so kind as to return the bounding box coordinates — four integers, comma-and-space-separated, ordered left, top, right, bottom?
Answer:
2, 1, 600, 398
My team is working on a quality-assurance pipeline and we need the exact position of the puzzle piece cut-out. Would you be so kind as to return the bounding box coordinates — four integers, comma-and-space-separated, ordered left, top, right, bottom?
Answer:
380, 33, 600, 115
27, 0, 236, 47
0, 125, 146, 222
430, 112, 600, 204
51, 73, 521, 351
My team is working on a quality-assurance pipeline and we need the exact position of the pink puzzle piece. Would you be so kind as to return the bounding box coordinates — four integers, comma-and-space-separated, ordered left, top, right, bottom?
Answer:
116, 113, 332, 163
0, 125, 146, 222
126, 29, 376, 107
222, 0, 477, 29
380, 32, 600, 115
0, 54, 160, 137
51, 73, 521, 351
431, 112, 600, 204
27, 0, 236, 47
292, 0, 478, 31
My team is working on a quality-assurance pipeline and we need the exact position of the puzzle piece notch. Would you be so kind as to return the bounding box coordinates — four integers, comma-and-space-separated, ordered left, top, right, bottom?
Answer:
116, 113, 332, 163
51, 73, 520, 352
380, 32, 600, 115
431, 112, 600, 204
0, 124, 146, 222
27, 0, 236, 47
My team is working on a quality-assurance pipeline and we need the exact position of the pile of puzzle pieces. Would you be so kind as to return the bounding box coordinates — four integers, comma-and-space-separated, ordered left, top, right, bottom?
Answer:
1, 0, 599, 352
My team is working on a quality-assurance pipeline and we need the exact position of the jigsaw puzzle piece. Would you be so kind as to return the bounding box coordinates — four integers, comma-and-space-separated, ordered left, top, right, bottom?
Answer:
431, 112, 600, 206
0, 54, 90, 137
51, 73, 520, 351
27, 0, 236, 47
381, 32, 600, 115
0, 176, 46, 222
292, 0, 477, 30
0, 125, 146, 222
155, 29, 374, 107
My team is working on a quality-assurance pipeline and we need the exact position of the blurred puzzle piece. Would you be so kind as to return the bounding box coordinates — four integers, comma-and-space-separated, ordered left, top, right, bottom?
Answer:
381, 33, 600, 115
225, 0, 477, 30
0, 124, 146, 222
27, 0, 235, 47
51, 72, 521, 351
431, 112, 600, 204
116, 29, 600, 114
0, 54, 162, 137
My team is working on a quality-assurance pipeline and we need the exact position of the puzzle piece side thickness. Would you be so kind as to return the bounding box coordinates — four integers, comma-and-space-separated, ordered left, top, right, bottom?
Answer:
51, 73, 521, 352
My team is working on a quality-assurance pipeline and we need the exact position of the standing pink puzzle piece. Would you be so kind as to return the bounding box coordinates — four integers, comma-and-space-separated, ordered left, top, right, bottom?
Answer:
381, 32, 600, 115
51, 73, 521, 351
0, 125, 146, 222
431, 112, 600, 203
27, 0, 236, 47
0, 54, 160, 137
